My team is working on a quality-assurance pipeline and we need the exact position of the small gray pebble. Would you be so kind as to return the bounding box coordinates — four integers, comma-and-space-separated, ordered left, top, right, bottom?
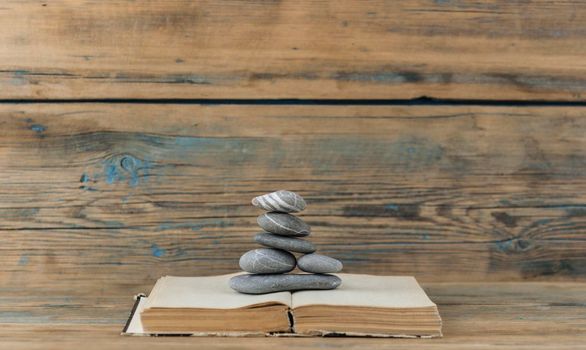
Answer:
257, 212, 310, 237
229, 273, 342, 294
252, 190, 307, 213
297, 253, 343, 274
254, 232, 316, 253
239, 248, 296, 274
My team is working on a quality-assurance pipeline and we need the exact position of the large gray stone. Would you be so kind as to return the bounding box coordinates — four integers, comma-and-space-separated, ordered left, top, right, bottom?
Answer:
252, 190, 307, 213
254, 232, 316, 253
257, 212, 311, 237
229, 273, 342, 294
239, 248, 296, 274
297, 253, 343, 274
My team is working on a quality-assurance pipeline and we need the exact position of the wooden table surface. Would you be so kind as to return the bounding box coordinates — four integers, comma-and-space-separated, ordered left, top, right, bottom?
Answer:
2, 282, 585, 349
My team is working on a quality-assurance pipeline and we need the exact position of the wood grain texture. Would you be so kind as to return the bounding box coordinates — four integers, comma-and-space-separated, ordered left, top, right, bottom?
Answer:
0, 1, 585, 100
1, 104, 585, 285
1, 283, 585, 349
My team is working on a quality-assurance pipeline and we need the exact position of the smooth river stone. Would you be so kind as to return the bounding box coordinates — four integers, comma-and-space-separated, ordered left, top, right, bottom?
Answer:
229, 273, 342, 294
257, 213, 311, 237
297, 253, 343, 273
239, 248, 296, 274
254, 232, 316, 254
252, 190, 307, 213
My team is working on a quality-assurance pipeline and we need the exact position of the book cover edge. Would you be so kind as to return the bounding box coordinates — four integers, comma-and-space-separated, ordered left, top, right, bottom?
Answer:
121, 293, 146, 335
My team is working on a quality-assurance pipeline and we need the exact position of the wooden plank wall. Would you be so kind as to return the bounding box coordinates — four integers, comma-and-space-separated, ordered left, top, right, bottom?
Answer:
1, 104, 585, 290
1, 0, 586, 303
0, 0, 585, 100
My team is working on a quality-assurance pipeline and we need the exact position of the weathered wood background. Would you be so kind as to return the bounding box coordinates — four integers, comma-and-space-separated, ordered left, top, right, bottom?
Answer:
0, 0, 585, 100
1, 104, 585, 287
1, 1, 586, 347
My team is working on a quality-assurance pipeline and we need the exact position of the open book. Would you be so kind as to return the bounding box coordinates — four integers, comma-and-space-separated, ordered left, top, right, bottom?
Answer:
124, 273, 442, 338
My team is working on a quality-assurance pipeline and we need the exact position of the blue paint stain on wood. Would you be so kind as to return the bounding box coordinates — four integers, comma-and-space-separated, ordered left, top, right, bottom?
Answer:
30, 124, 47, 133
567, 207, 586, 217
495, 239, 514, 252
333, 70, 423, 84
24, 120, 48, 138
105, 163, 120, 184
151, 244, 166, 258
120, 155, 141, 186
103, 220, 123, 228
18, 255, 29, 266
114, 72, 214, 85
157, 222, 205, 231
79, 172, 96, 190
174, 136, 235, 149
495, 238, 532, 253
0, 311, 52, 323
171, 136, 262, 164
1, 208, 39, 218
499, 199, 513, 206
11, 70, 28, 86
546, 204, 586, 217
99, 154, 152, 187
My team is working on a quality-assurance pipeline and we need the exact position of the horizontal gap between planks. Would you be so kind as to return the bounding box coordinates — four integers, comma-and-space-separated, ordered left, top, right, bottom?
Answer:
0, 97, 585, 106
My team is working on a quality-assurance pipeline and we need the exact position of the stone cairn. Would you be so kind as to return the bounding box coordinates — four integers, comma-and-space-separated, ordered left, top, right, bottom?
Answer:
229, 190, 343, 294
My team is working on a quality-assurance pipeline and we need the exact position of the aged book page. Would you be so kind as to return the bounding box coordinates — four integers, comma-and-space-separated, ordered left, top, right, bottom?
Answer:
292, 274, 436, 308
291, 274, 441, 337
140, 274, 292, 334
144, 273, 291, 309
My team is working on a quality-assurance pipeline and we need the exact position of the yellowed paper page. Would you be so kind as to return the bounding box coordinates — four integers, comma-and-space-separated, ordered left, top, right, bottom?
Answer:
292, 274, 436, 308
144, 273, 291, 309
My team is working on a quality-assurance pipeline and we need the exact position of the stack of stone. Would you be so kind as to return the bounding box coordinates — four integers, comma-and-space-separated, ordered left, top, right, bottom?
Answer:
229, 190, 343, 294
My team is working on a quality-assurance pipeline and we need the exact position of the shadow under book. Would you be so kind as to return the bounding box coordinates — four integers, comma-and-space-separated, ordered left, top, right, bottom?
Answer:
123, 273, 442, 338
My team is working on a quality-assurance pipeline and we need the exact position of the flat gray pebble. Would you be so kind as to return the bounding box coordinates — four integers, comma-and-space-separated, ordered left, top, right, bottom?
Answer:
297, 253, 343, 274
254, 232, 316, 253
229, 273, 342, 294
257, 212, 311, 237
239, 248, 296, 274
252, 190, 307, 213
